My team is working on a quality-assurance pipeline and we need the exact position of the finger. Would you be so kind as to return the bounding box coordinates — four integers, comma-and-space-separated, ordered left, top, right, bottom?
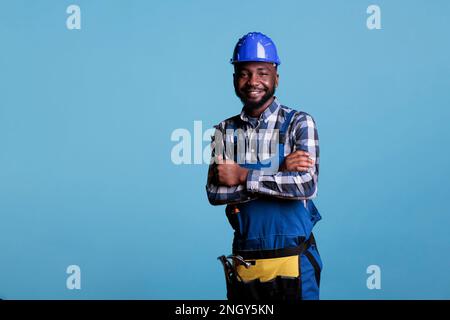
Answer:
221, 158, 235, 165
293, 150, 310, 157
217, 156, 235, 166
296, 166, 310, 172
216, 155, 227, 164
291, 157, 315, 166
290, 161, 314, 168
285, 153, 302, 161
287, 158, 313, 166
287, 151, 310, 160
295, 158, 315, 165
294, 155, 314, 162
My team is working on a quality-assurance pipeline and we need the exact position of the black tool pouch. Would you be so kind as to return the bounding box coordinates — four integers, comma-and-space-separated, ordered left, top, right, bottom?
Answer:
227, 275, 301, 302
221, 235, 317, 301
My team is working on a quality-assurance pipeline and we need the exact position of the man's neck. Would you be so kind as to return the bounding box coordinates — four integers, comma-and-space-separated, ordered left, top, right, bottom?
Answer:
245, 96, 275, 118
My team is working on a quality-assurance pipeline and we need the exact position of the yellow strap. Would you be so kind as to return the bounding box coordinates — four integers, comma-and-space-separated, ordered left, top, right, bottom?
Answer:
235, 255, 299, 282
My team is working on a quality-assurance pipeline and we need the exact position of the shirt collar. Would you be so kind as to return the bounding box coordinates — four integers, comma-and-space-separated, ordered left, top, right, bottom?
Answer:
239, 97, 281, 124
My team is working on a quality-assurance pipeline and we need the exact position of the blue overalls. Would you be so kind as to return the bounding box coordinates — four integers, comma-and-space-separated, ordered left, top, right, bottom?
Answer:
224, 110, 323, 300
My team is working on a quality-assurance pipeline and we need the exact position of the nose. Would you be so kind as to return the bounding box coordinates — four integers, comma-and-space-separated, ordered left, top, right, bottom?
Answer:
247, 73, 259, 87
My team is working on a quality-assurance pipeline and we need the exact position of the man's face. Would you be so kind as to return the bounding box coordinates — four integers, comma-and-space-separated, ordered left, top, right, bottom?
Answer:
234, 62, 279, 110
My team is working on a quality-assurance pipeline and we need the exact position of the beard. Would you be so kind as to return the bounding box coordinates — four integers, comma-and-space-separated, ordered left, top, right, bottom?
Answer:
235, 84, 276, 111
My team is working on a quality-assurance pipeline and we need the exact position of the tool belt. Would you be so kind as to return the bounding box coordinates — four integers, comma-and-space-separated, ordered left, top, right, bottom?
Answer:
218, 234, 316, 301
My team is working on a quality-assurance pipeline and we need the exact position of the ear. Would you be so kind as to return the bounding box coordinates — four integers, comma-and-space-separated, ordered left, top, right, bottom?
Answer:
275, 73, 279, 88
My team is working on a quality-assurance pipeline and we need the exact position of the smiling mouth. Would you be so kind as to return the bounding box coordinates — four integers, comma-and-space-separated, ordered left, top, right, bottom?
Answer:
245, 89, 265, 97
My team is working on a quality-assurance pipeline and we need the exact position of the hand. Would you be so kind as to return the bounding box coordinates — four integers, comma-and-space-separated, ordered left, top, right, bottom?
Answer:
215, 156, 249, 187
280, 150, 315, 172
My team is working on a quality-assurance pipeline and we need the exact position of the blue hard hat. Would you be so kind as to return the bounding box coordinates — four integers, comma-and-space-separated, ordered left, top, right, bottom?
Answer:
230, 32, 281, 65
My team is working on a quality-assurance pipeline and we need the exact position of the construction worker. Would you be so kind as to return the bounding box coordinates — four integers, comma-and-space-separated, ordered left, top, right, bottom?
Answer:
206, 32, 322, 301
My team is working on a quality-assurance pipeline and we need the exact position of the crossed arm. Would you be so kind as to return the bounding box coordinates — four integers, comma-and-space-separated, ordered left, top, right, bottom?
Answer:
206, 113, 320, 205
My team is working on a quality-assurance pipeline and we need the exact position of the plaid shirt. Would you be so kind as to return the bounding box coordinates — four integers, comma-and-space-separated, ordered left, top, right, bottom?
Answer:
206, 98, 320, 205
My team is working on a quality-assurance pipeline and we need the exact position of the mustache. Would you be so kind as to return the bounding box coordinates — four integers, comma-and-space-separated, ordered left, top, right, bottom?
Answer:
242, 86, 267, 91
240, 88, 268, 94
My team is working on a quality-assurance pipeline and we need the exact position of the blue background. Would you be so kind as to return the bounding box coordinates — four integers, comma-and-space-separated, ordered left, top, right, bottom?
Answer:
1, 0, 449, 299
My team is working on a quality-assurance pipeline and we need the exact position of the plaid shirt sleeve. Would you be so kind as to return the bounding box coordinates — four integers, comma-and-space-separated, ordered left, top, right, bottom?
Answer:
246, 112, 320, 200
205, 122, 256, 206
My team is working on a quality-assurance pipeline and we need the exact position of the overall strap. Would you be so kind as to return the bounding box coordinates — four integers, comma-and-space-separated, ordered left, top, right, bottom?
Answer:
277, 109, 297, 165
230, 109, 297, 145
278, 109, 297, 145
